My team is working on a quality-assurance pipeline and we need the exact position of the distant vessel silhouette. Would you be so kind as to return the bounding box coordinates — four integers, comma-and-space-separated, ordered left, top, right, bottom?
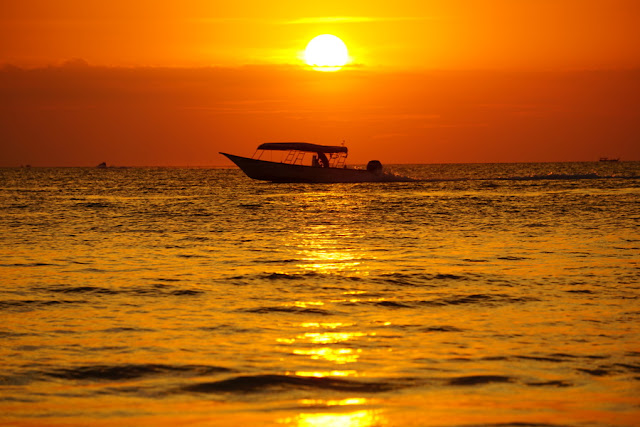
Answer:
599, 157, 620, 162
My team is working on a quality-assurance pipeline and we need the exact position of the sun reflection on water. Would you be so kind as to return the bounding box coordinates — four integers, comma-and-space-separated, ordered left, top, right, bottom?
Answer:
292, 301, 325, 308
292, 347, 361, 364
299, 398, 369, 406
293, 370, 357, 377
298, 247, 365, 273
280, 409, 384, 427
300, 323, 351, 329
280, 324, 373, 366
302, 331, 369, 344
287, 215, 372, 275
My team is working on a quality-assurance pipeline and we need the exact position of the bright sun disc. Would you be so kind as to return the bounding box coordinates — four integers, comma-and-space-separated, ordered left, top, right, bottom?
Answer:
304, 34, 349, 71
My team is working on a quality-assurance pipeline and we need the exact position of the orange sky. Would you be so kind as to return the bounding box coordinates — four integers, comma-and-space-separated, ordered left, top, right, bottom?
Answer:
1, 0, 639, 165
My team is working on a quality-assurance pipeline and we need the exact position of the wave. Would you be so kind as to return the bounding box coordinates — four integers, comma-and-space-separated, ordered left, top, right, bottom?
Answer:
0, 299, 87, 311
340, 293, 538, 310
180, 371, 590, 396
259, 272, 322, 281
374, 272, 472, 287
0, 262, 57, 267
75, 201, 114, 208
225, 271, 486, 287
45, 363, 231, 381
100, 327, 156, 333
421, 293, 539, 307
1, 368, 589, 394
182, 374, 403, 394
371, 300, 412, 308
506, 172, 603, 181
410, 171, 640, 183
32, 284, 204, 298
241, 306, 336, 316
226, 271, 365, 286
15, 354, 636, 395
447, 375, 512, 386
0, 331, 34, 338
527, 380, 573, 388
45, 286, 118, 295
421, 325, 464, 333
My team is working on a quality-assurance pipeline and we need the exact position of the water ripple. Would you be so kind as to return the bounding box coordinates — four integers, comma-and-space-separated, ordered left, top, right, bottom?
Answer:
45, 364, 231, 381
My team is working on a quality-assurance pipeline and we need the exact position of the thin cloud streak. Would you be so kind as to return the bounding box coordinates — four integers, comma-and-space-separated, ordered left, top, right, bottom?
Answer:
283, 16, 436, 25
189, 16, 435, 25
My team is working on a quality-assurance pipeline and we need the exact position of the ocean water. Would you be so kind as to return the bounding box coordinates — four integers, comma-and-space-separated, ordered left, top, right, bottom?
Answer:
1, 162, 638, 427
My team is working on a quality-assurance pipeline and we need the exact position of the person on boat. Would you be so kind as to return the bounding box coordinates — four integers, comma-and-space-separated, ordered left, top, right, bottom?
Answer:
317, 152, 330, 168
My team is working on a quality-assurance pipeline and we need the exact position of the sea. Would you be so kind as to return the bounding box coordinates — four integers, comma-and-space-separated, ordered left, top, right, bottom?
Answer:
1, 162, 638, 427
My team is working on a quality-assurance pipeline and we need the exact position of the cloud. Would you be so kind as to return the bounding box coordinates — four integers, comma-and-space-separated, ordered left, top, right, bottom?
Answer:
1, 64, 638, 165
59, 58, 91, 69
283, 16, 432, 25
189, 16, 432, 26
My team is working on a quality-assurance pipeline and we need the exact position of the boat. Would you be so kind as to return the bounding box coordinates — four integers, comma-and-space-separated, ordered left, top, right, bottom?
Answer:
220, 142, 414, 183
599, 157, 620, 162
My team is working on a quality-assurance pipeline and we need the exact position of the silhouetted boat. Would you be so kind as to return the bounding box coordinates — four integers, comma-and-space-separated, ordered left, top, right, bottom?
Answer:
221, 142, 414, 183
599, 157, 619, 162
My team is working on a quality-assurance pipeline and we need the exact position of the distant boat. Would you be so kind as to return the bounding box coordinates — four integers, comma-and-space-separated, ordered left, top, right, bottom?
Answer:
599, 157, 620, 162
221, 142, 414, 183
96, 162, 107, 168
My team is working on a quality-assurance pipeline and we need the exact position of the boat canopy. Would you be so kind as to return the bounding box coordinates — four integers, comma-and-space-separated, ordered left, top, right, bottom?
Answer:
257, 142, 348, 154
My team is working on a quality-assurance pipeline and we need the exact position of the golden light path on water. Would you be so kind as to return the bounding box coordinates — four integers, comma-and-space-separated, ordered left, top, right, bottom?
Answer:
293, 227, 369, 274
279, 409, 383, 427
278, 190, 376, 374
276, 192, 388, 427
269, 191, 383, 427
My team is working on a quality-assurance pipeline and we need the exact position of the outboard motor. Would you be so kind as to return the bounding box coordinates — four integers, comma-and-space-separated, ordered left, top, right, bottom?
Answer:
366, 160, 383, 174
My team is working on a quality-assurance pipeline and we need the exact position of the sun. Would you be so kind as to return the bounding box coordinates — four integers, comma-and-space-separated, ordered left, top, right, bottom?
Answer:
304, 34, 350, 72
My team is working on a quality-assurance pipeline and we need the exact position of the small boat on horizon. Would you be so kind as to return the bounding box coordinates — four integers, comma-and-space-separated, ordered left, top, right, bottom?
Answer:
220, 142, 414, 183
599, 157, 620, 162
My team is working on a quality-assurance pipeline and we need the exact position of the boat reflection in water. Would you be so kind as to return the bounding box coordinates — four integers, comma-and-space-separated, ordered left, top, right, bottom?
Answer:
221, 142, 414, 183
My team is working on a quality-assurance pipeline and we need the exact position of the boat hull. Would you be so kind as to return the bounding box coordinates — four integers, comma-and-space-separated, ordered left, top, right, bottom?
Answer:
220, 153, 413, 183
